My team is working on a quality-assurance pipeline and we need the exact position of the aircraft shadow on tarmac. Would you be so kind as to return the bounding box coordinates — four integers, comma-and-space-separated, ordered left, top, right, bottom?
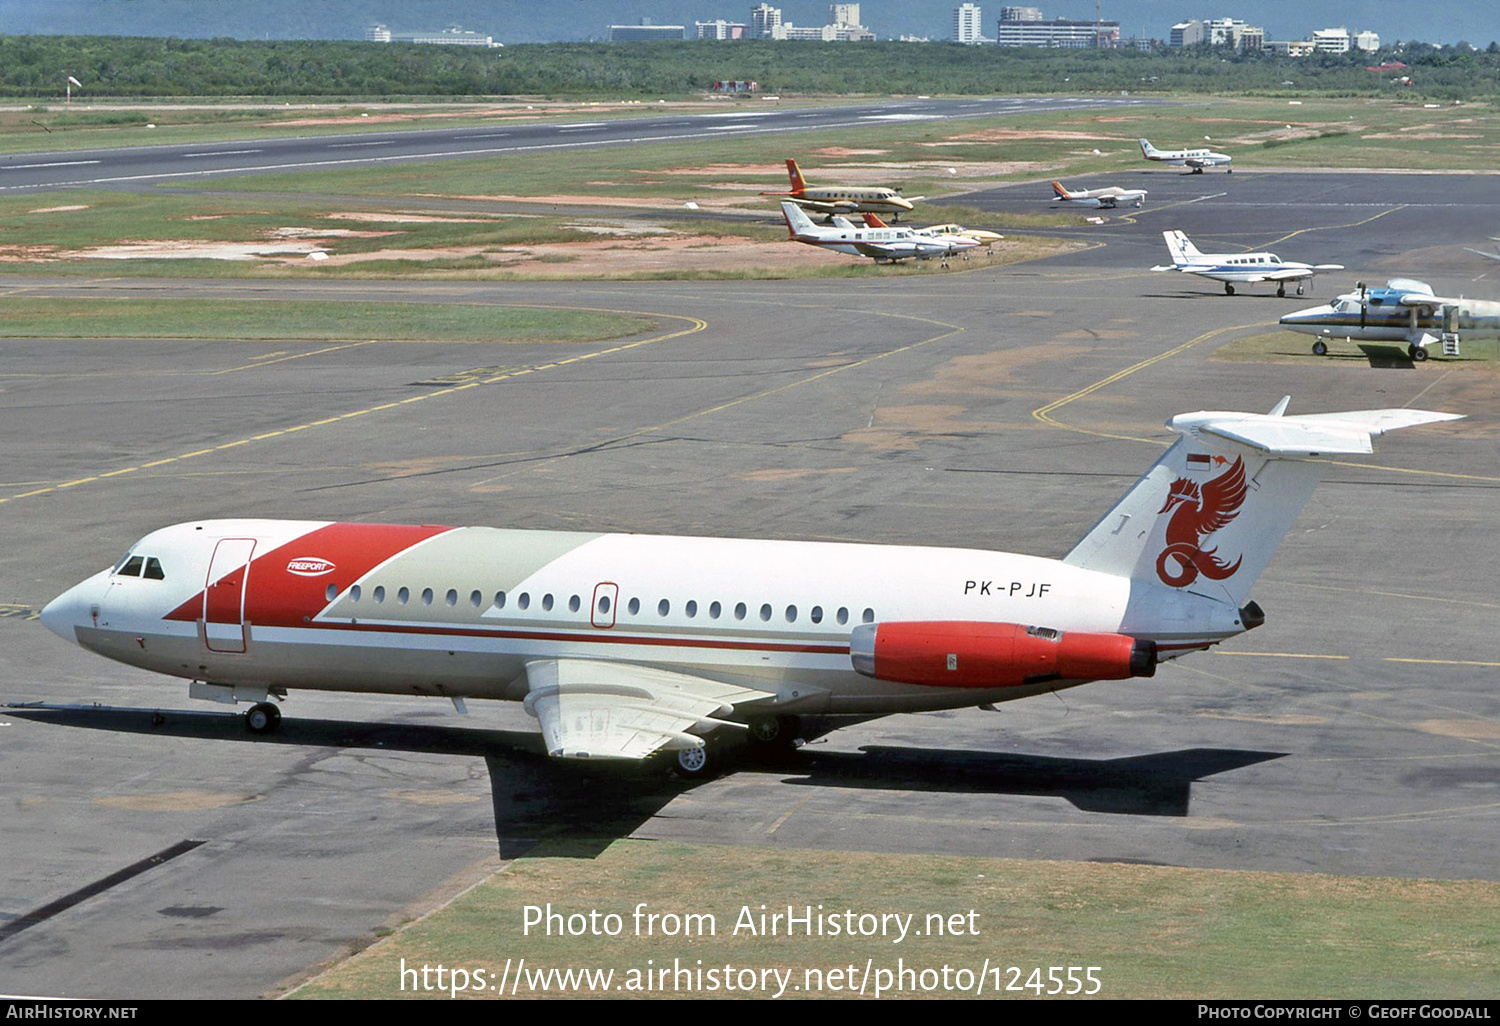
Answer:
1296, 343, 1417, 368
4, 703, 676, 860
779, 744, 1285, 817
10, 705, 1284, 858
1355, 343, 1419, 368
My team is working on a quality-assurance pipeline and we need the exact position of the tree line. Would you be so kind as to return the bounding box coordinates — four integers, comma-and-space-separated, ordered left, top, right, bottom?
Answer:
2, 35, 1497, 101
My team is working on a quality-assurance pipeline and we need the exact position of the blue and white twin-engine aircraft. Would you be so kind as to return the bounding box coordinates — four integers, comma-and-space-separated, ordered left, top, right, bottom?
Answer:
1139, 138, 1233, 173
1152, 231, 1344, 297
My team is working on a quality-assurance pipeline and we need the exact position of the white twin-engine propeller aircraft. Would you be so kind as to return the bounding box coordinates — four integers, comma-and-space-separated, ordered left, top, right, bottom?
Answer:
41, 401, 1457, 776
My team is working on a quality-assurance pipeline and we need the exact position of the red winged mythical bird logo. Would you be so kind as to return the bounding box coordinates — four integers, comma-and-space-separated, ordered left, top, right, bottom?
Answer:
1155, 456, 1247, 587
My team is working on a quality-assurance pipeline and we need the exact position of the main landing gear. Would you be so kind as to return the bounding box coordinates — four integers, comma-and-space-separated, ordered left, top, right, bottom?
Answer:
670, 714, 803, 779
1408, 344, 1429, 362
245, 701, 282, 734
1224, 283, 1235, 295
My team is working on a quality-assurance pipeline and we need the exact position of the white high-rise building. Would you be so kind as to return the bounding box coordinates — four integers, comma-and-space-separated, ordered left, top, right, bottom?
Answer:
751, 3, 782, 37
830, 3, 860, 26
1312, 27, 1351, 53
954, 3, 984, 43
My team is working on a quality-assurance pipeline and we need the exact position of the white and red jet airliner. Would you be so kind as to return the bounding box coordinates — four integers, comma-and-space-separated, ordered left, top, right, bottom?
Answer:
40, 401, 1457, 775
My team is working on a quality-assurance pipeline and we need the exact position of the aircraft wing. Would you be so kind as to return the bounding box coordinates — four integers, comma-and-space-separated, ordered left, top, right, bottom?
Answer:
1265, 268, 1316, 282
523, 658, 774, 761
791, 198, 857, 214
853, 241, 913, 260
1397, 291, 1460, 307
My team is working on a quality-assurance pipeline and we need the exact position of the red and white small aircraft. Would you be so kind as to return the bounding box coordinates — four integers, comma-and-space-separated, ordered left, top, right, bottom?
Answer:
41, 401, 1457, 775
1051, 180, 1148, 209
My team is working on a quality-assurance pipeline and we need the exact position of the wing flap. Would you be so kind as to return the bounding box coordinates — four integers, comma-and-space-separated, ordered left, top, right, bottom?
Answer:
524, 659, 776, 761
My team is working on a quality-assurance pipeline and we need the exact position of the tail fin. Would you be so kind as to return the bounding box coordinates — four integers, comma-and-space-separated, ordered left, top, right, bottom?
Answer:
780, 200, 817, 238
786, 158, 808, 194
1064, 399, 1461, 608
1139, 138, 1157, 158
1163, 230, 1202, 265
1052, 180, 1073, 200
862, 212, 890, 228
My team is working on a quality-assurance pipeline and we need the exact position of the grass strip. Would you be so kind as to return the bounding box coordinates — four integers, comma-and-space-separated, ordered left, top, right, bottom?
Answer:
291, 838, 1500, 1000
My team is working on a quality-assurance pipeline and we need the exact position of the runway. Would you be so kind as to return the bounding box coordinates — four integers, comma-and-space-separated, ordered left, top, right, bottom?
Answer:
0, 94, 1155, 193
1, 169, 1497, 997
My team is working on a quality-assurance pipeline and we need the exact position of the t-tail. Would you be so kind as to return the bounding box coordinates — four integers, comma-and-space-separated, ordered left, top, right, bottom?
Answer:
780, 200, 818, 238
1064, 398, 1461, 641
1162, 229, 1203, 266
785, 158, 808, 194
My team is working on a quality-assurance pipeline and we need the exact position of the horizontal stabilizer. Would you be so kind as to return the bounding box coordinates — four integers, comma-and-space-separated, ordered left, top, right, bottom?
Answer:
1169, 407, 1463, 457
1065, 400, 1460, 605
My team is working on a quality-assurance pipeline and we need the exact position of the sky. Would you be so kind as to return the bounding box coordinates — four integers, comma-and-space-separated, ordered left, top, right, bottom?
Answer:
1, 1, 1497, 45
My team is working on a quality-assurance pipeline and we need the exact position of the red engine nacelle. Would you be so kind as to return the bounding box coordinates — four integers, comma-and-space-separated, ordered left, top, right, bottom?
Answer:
849, 621, 1156, 689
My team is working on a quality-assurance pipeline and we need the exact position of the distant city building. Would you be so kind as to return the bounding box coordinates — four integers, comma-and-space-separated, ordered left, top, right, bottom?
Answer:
782, 24, 836, 40
696, 19, 747, 39
1354, 30, 1380, 52
1266, 39, 1317, 57
608, 20, 687, 41
712, 79, 759, 92
827, 3, 876, 40
954, 3, 985, 44
751, 3, 782, 37
995, 9, 1118, 48
364, 24, 501, 47
1170, 18, 1261, 50
829, 3, 861, 26
1000, 6, 1043, 21
1311, 27, 1351, 54
1170, 21, 1203, 47
747, 1, 874, 41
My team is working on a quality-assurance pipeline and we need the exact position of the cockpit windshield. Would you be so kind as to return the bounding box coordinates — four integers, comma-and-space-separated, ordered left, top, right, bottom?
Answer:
112, 552, 165, 579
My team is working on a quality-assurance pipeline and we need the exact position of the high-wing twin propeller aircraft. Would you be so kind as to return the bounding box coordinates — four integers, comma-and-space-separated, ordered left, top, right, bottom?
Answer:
42, 401, 1457, 776
1281, 278, 1500, 361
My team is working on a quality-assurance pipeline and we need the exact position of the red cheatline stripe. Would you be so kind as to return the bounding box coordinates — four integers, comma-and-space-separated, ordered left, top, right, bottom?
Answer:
282, 618, 852, 656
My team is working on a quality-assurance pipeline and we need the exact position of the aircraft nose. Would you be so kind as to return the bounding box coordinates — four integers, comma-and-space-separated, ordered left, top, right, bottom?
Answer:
39, 573, 105, 643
